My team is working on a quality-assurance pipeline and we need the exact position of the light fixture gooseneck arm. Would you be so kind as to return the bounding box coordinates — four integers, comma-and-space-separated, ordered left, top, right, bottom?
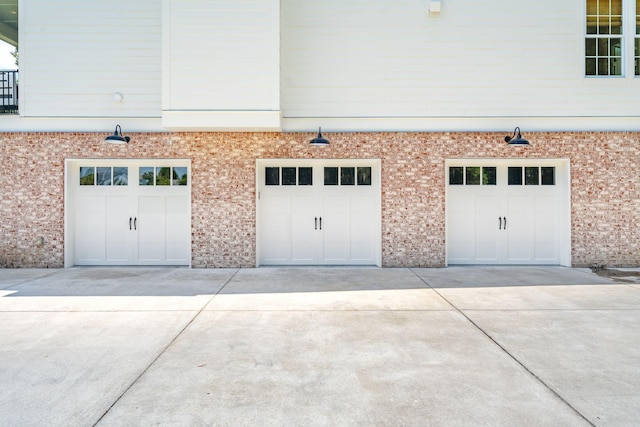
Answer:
105, 124, 131, 144
505, 127, 529, 145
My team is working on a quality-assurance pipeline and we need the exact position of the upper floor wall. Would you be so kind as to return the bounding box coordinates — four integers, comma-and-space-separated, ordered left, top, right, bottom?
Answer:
281, 0, 640, 122
20, 0, 161, 118
10, 0, 640, 132
161, 0, 281, 131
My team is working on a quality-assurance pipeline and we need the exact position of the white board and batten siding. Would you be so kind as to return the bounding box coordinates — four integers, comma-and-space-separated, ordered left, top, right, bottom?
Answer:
161, 0, 281, 131
20, 0, 161, 118
18, 0, 280, 130
281, 0, 640, 131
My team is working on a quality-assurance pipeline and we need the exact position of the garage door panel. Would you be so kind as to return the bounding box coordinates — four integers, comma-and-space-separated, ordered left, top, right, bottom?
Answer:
447, 161, 567, 265
137, 196, 166, 263
505, 196, 533, 262
291, 195, 317, 262
475, 221, 500, 262
448, 211, 474, 262
105, 196, 131, 263
505, 242, 533, 262
258, 160, 380, 266
350, 196, 376, 262
260, 195, 292, 263
446, 198, 473, 258
75, 196, 107, 264
322, 195, 349, 262
475, 195, 501, 262
448, 196, 470, 213
70, 161, 191, 266
534, 198, 559, 262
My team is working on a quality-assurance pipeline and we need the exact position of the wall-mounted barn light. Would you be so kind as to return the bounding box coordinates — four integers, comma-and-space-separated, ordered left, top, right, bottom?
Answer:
505, 127, 529, 145
105, 125, 130, 144
310, 127, 329, 146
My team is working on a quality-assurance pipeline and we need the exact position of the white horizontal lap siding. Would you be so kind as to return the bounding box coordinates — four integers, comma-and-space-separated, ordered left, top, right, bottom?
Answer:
22, 0, 161, 118
163, 0, 279, 111
282, 0, 640, 119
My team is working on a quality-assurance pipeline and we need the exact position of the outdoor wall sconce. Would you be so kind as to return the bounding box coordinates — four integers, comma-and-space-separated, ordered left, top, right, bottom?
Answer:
105, 125, 130, 144
429, 0, 441, 15
505, 127, 529, 145
310, 127, 329, 146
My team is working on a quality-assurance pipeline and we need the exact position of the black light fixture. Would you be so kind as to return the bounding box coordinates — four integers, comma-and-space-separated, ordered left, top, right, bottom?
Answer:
505, 127, 529, 145
310, 127, 329, 146
105, 125, 130, 144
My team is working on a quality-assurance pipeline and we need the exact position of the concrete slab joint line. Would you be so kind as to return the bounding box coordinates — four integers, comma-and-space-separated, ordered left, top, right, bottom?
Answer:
91, 268, 241, 427
2, 266, 638, 426
408, 268, 597, 427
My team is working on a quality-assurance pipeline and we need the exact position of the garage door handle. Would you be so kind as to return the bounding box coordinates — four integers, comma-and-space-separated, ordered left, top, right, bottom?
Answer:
503, 217, 506, 230
315, 217, 318, 230
130, 217, 132, 230
498, 217, 502, 230
134, 217, 137, 230
319, 217, 322, 230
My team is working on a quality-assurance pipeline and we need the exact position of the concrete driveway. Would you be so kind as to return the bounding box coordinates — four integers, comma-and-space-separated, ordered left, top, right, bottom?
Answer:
0, 266, 639, 426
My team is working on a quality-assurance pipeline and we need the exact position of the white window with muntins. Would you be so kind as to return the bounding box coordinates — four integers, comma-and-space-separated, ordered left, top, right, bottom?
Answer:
584, 0, 640, 77
586, 0, 623, 76
446, 159, 571, 266
65, 159, 191, 266
635, 0, 640, 75
257, 159, 381, 266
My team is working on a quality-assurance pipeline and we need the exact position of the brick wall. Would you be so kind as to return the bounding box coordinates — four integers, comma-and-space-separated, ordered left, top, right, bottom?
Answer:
1, 131, 638, 268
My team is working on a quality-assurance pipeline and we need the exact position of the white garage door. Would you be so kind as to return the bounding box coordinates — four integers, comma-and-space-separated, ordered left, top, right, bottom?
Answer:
257, 159, 381, 266
446, 159, 570, 266
66, 160, 191, 266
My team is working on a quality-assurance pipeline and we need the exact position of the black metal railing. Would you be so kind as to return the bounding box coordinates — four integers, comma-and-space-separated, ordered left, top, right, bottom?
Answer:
0, 70, 18, 114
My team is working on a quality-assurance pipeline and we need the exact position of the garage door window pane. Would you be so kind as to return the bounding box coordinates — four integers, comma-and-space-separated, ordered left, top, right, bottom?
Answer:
541, 167, 556, 185
97, 167, 112, 186
298, 167, 313, 185
449, 167, 464, 185
282, 167, 297, 185
482, 167, 497, 185
324, 167, 338, 185
357, 167, 372, 185
173, 167, 188, 186
156, 167, 171, 186
508, 167, 523, 185
525, 167, 539, 185
466, 167, 481, 185
140, 167, 155, 186
341, 167, 355, 185
113, 167, 128, 185
80, 167, 95, 185
265, 167, 279, 185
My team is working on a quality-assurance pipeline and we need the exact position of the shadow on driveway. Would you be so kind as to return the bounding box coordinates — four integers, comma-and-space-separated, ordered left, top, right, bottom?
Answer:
0, 265, 621, 297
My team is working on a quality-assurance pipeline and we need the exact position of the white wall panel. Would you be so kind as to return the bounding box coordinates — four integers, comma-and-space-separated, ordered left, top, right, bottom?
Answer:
16, 0, 640, 129
281, 0, 640, 121
21, 0, 161, 118
162, 0, 280, 112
